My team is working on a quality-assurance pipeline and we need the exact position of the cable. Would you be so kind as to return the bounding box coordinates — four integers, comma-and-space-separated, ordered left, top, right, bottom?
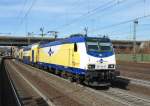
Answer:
93, 0, 142, 22
16, 0, 28, 18
20, 0, 37, 25
13, 0, 28, 34
57, 0, 127, 31
81, 0, 129, 27
93, 14, 150, 32
54, 0, 115, 30
14, 0, 37, 35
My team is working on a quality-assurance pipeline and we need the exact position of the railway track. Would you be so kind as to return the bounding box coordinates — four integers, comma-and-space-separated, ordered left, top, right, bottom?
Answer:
4, 64, 22, 106
102, 88, 150, 106
6, 60, 85, 106
0, 57, 23, 106
10, 60, 125, 106
7, 63, 55, 106
118, 76, 150, 88
117, 62, 150, 81
4, 59, 56, 106
8, 59, 150, 106
86, 87, 150, 106
69, 79, 150, 106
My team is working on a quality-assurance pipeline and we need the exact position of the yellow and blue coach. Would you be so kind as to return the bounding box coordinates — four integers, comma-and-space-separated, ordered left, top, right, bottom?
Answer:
18, 48, 23, 60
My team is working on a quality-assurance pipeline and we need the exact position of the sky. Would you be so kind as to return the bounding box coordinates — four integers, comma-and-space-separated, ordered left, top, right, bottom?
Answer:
0, 0, 150, 40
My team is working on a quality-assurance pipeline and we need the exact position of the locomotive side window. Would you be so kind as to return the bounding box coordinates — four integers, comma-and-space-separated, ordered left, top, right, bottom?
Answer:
74, 43, 77, 52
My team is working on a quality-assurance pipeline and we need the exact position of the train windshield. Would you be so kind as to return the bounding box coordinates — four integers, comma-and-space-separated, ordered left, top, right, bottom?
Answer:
86, 38, 112, 52
87, 42, 99, 51
99, 43, 112, 51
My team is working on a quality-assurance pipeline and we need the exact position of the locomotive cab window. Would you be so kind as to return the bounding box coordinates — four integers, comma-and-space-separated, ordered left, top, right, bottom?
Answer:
74, 43, 78, 52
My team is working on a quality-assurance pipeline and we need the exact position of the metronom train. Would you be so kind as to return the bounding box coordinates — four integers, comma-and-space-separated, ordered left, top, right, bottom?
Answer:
17, 34, 120, 86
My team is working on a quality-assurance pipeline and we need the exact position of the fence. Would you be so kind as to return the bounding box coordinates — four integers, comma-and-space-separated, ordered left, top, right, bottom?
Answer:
116, 54, 150, 62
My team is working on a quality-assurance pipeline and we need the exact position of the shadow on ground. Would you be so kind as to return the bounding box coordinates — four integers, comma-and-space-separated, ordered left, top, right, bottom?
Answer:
81, 77, 130, 90
111, 77, 130, 90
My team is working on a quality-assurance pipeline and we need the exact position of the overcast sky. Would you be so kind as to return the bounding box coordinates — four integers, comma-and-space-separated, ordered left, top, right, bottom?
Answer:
0, 0, 150, 40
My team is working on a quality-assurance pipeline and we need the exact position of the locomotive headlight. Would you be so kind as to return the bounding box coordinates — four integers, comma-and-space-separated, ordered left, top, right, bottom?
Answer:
108, 64, 115, 68
88, 64, 95, 69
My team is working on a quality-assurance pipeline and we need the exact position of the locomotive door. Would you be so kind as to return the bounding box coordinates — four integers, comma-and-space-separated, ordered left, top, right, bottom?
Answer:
32, 50, 34, 63
72, 43, 80, 68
